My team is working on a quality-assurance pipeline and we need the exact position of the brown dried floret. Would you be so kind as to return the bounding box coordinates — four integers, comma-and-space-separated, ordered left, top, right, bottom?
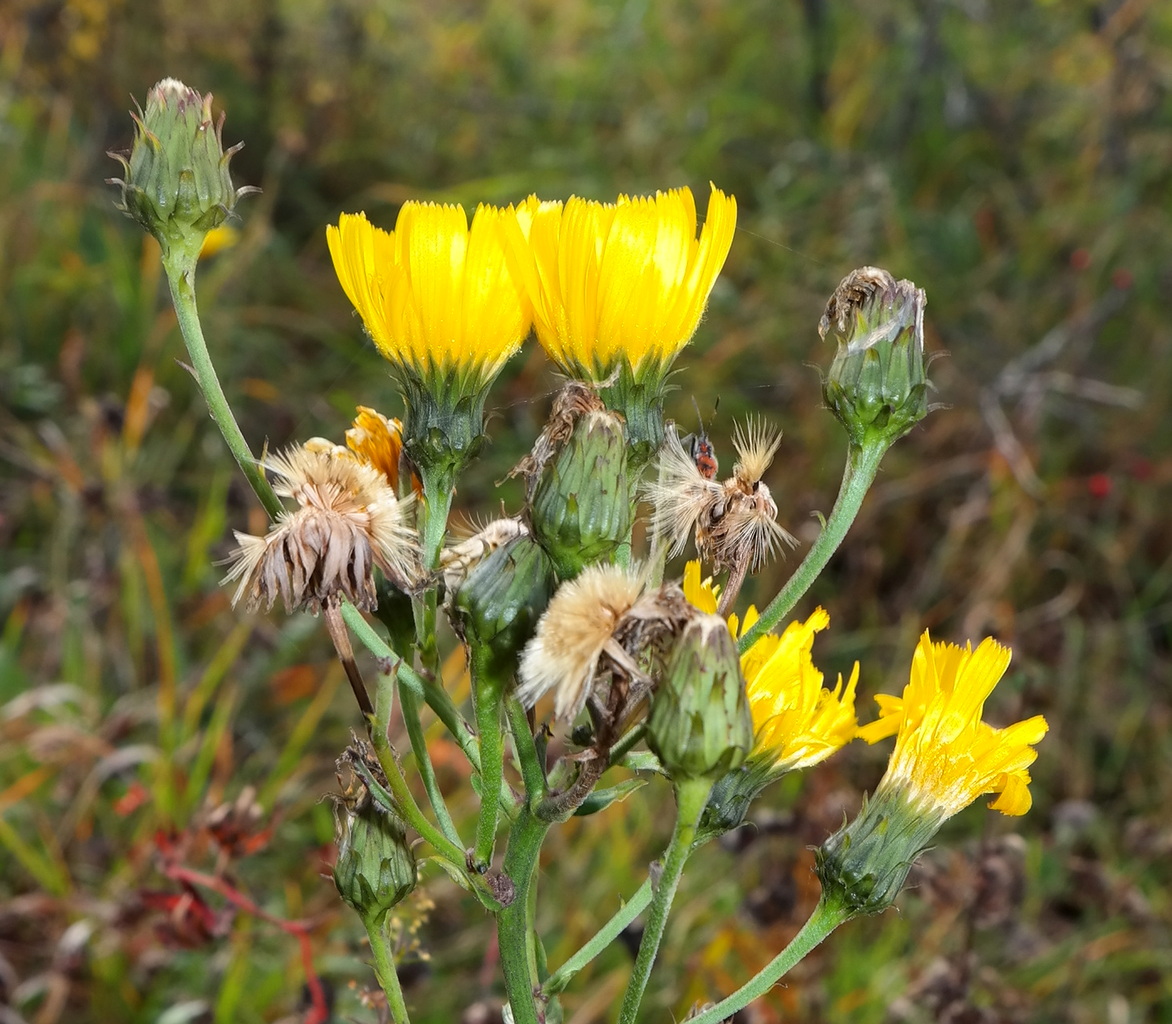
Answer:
224, 443, 419, 614
508, 381, 605, 492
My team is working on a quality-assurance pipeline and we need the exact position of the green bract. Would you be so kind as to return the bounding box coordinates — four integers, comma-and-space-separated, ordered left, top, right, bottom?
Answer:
815, 786, 942, 917
821, 267, 929, 449
451, 534, 557, 672
333, 789, 417, 925
108, 78, 255, 264
647, 614, 754, 783
529, 408, 633, 580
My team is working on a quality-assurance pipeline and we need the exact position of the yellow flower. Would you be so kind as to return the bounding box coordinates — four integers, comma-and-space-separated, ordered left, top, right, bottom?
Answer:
815, 630, 1047, 917
504, 184, 736, 382
328, 203, 529, 387
327, 203, 532, 480
199, 224, 239, 260
682, 561, 857, 772
681, 559, 719, 614
861, 631, 1048, 817
741, 607, 858, 772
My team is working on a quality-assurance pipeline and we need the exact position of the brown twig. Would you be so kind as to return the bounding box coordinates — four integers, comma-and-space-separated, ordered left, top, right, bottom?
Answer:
325, 597, 375, 720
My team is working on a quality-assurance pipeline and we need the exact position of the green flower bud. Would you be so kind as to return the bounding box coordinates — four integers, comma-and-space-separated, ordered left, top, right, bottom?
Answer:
814, 787, 940, 917
450, 534, 557, 672
696, 759, 775, 842
647, 614, 754, 783
108, 78, 257, 266
820, 267, 929, 449
529, 408, 633, 580
333, 785, 417, 925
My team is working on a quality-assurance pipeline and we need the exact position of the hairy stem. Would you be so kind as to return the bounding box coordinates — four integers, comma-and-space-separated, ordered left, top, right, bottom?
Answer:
616, 776, 712, 1024
738, 439, 887, 653
541, 876, 652, 997
682, 895, 852, 1024
497, 808, 552, 1024
341, 601, 480, 771
364, 913, 411, 1024
162, 258, 283, 521
368, 671, 466, 869
470, 645, 507, 872
506, 696, 547, 803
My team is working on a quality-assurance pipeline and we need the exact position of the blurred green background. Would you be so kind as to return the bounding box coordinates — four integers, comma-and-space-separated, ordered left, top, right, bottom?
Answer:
2, 0, 1171, 1021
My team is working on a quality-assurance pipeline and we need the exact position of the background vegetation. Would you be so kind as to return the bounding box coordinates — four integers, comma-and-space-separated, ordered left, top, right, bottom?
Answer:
2, 0, 1170, 1021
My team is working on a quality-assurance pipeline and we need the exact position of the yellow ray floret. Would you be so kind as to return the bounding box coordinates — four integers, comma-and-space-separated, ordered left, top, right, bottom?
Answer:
682, 561, 857, 772
503, 184, 737, 380
740, 607, 858, 772
861, 631, 1048, 817
327, 203, 530, 387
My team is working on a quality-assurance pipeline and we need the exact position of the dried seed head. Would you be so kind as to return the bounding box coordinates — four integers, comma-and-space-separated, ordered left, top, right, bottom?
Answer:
644, 424, 725, 558
647, 421, 796, 575
700, 477, 797, 575
730, 416, 783, 490
517, 564, 646, 722
440, 517, 528, 594
224, 443, 419, 613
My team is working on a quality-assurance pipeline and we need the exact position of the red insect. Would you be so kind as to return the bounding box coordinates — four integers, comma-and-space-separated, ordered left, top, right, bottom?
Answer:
682, 398, 719, 481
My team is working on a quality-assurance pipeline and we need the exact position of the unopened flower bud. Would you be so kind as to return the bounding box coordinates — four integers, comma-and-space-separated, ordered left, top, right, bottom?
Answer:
529, 408, 633, 579
450, 534, 557, 672
108, 79, 257, 266
647, 614, 753, 782
821, 267, 929, 448
333, 786, 417, 925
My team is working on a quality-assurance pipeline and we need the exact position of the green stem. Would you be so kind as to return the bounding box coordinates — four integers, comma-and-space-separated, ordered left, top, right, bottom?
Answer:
541, 877, 652, 997
470, 645, 507, 872
341, 601, 481, 772
400, 467, 454, 844
364, 913, 411, 1024
506, 695, 546, 802
399, 686, 463, 850
682, 895, 852, 1024
616, 776, 712, 1024
498, 808, 552, 1024
369, 673, 466, 869
738, 439, 888, 654
162, 258, 283, 522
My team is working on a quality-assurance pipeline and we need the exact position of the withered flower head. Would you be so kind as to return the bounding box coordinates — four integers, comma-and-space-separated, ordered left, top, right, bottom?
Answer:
345, 406, 404, 491
509, 381, 605, 494
647, 420, 796, 575
225, 442, 419, 613
439, 517, 528, 595
517, 564, 647, 722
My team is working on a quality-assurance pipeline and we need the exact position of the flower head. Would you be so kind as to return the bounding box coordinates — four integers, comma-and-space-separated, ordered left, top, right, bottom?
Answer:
740, 607, 859, 773
685, 562, 856, 759
345, 406, 404, 491
108, 79, 257, 266
686, 560, 858, 837
815, 631, 1048, 917
861, 631, 1048, 818
225, 442, 419, 613
648, 614, 754, 783
327, 203, 531, 479
504, 184, 736, 459
821, 266, 929, 449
